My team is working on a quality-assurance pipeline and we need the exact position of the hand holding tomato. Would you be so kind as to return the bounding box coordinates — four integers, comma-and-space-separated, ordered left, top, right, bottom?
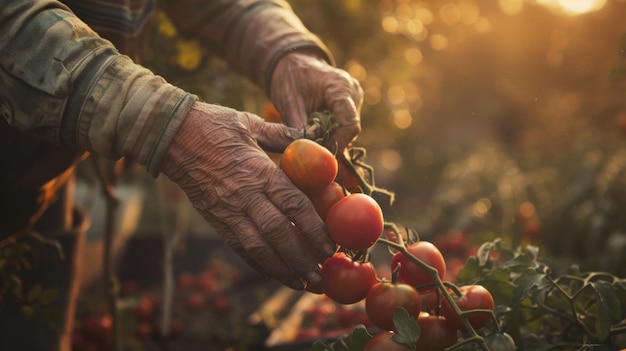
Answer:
269, 51, 363, 155
161, 103, 336, 290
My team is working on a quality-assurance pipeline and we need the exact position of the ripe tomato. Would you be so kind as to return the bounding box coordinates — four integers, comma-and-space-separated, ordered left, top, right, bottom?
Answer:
321, 252, 377, 304
363, 331, 411, 351
440, 284, 494, 331
390, 241, 446, 291
308, 181, 346, 220
280, 139, 338, 194
365, 281, 422, 331
485, 332, 516, 351
326, 193, 384, 251
415, 314, 458, 351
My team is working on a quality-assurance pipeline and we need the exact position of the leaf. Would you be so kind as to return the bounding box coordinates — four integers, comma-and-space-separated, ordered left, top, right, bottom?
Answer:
457, 256, 481, 282
512, 273, 546, 306
392, 307, 420, 351
476, 241, 497, 267
525, 244, 540, 261
502, 254, 535, 271
345, 325, 372, 351
590, 281, 621, 341
310, 340, 333, 351
26, 284, 42, 302
38, 288, 59, 306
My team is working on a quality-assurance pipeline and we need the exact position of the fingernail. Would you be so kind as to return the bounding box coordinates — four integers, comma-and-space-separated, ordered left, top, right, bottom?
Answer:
307, 271, 322, 285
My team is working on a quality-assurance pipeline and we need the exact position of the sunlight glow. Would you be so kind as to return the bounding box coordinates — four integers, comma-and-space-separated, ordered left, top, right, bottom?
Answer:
533, 0, 607, 15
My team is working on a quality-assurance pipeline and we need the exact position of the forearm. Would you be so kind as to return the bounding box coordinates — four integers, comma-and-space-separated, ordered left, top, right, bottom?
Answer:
161, 0, 335, 95
0, 0, 197, 175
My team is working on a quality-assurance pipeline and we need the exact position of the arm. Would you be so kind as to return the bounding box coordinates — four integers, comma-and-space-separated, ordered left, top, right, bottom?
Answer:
161, 0, 363, 153
0, 0, 196, 175
0, 0, 334, 288
160, 0, 333, 95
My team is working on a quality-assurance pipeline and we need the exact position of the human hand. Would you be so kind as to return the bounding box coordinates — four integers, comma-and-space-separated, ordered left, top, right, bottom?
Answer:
160, 102, 336, 289
270, 51, 364, 154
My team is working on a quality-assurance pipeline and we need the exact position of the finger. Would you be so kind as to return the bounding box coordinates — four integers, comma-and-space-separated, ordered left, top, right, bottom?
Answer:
244, 188, 325, 287
325, 94, 362, 154
228, 212, 304, 289
210, 220, 268, 277
264, 169, 336, 264
244, 113, 306, 153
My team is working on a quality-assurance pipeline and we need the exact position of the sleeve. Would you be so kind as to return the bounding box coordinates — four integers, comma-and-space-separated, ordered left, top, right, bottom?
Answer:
0, 0, 198, 176
160, 0, 335, 96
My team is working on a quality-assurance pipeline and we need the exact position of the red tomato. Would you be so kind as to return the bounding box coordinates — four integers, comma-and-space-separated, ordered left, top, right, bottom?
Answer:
321, 252, 377, 304
365, 281, 422, 331
326, 193, 384, 251
415, 314, 458, 351
308, 181, 346, 220
440, 284, 494, 331
390, 241, 446, 291
363, 331, 411, 351
280, 139, 338, 194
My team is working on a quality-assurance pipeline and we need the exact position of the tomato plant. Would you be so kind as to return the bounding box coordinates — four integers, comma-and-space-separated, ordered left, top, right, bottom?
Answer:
484, 332, 516, 351
362, 331, 410, 351
280, 138, 338, 194
414, 314, 458, 351
308, 181, 346, 220
390, 241, 446, 291
326, 193, 384, 251
321, 252, 377, 304
365, 281, 422, 331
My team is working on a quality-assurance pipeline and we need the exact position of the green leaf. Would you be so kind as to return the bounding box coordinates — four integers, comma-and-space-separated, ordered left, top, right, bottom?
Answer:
345, 325, 372, 351
310, 340, 333, 351
38, 288, 59, 306
512, 273, 546, 306
457, 256, 481, 282
525, 244, 540, 261
392, 307, 419, 351
476, 241, 497, 267
590, 281, 621, 341
26, 284, 42, 302
502, 255, 536, 269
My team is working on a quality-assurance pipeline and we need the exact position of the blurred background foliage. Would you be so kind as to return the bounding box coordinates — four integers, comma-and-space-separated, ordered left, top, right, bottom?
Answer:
138, 0, 626, 276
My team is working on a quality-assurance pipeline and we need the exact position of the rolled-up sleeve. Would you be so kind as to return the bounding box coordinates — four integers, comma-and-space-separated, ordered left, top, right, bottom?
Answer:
0, 0, 197, 175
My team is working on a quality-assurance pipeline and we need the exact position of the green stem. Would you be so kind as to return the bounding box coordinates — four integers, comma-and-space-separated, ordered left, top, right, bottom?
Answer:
546, 274, 596, 338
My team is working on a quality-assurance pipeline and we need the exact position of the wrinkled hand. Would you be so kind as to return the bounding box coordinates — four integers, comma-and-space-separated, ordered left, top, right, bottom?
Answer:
160, 102, 336, 289
270, 51, 364, 154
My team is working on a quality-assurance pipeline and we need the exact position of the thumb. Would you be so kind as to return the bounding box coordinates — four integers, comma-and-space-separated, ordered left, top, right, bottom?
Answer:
244, 113, 310, 153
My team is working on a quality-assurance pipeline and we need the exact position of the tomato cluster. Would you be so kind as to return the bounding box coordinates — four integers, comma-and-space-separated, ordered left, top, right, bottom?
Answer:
279, 138, 500, 350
